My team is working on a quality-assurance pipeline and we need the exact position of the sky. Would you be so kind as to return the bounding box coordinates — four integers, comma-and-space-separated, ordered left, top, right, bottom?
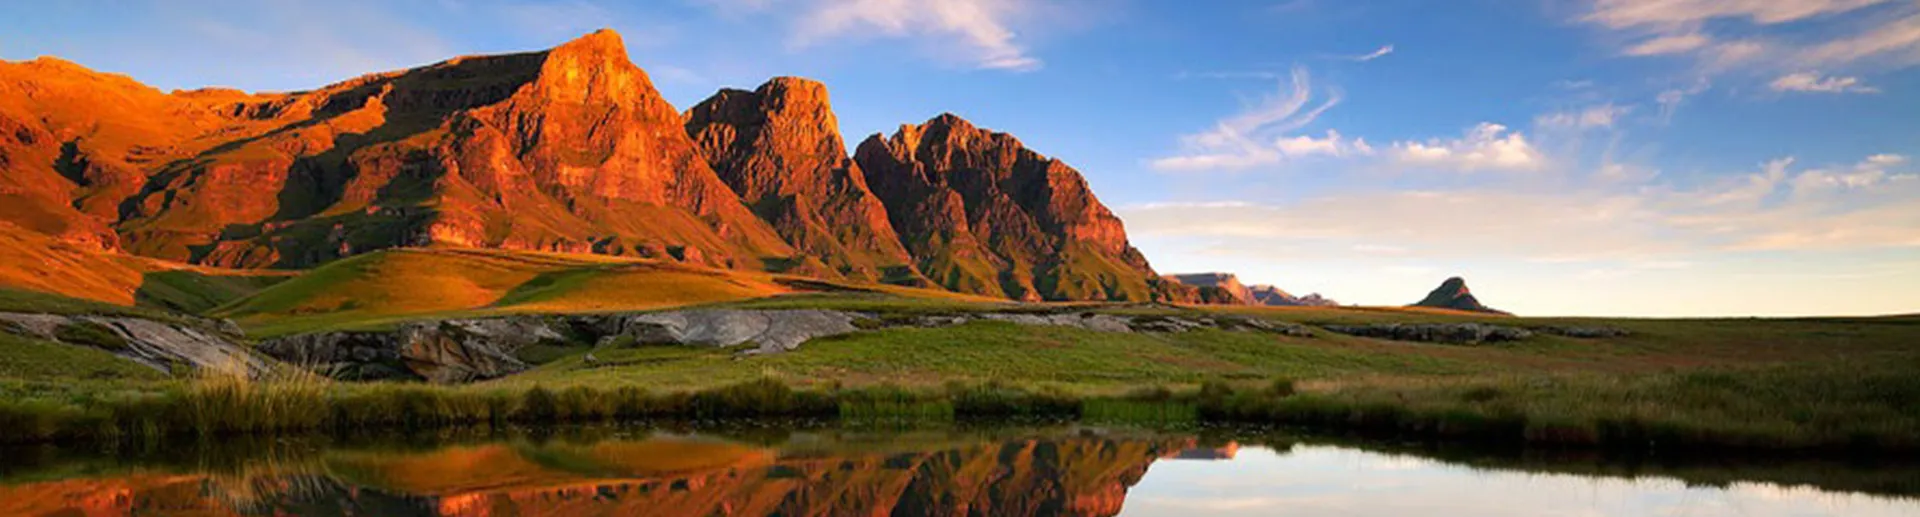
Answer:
2, 0, 1917, 317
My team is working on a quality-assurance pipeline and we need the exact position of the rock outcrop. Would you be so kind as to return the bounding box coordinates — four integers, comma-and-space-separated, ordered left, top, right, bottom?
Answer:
0, 312, 265, 376
601, 309, 862, 354
260, 308, 1314, 382
256, 318, 570, 382
1323, 323, 1533, 344
855, 114, 1171, 302
1, 29, 794, 270
1411, 277, 1509, 314
686, 77, 921, 283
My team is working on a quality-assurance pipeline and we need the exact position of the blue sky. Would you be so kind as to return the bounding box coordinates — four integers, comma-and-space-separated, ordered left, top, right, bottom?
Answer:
3, 0, 1917, 316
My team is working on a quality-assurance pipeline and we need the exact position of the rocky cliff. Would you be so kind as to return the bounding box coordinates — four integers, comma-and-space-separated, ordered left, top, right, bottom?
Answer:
1, 29, 793, 270
685, 77, 921, 283
1411, 276, 1509, 314
855, 114, 1168, 301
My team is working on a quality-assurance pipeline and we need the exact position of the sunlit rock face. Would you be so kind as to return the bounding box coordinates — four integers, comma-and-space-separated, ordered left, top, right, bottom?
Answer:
855, 114, 1169, 302
0, 29, 791, 269
686, 77, 921, 283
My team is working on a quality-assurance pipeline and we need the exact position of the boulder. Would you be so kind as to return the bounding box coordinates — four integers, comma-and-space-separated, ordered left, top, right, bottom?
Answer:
258, 317, 566, 383
602, 309, 862, 354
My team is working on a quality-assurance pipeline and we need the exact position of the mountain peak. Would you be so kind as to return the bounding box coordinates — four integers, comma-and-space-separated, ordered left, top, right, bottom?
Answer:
1412, 276, 1507, 314
532, 28, 649, 105
554, 28, 628, 56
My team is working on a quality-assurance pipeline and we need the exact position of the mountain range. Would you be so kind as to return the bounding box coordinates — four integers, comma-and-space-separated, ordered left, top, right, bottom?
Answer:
1164, 273, 1340, 307
0, 29, 1191, 303
0, 29, 1504, 313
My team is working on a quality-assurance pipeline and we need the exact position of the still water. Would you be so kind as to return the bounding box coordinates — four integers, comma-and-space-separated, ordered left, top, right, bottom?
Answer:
0, 424, 1912, 516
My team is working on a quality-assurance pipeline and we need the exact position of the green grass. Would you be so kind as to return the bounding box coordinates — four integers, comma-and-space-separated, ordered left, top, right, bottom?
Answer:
510, 321, 1483, 391
0, 333, 163, 382
0, 288, 186, 322
132, 269, 289, 314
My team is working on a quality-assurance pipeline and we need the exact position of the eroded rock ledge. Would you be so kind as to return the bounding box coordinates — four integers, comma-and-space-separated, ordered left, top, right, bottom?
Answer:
257, 309, 1315, 383
0, 312, 266, 377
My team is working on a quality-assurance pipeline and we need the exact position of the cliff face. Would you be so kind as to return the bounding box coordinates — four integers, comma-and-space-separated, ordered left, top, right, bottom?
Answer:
685, 77, 921, 283
855, 114, 1165, 301
1, 29, 792, 269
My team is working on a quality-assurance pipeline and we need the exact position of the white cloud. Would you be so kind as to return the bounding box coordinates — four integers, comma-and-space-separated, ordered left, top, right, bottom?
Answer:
1535, 103, 1631, 129
1389, 123, 1545, 172
1151, 67, 1346, 171
783, 0, 1043, 70
1277, 130, 1373, 158
1349, 44, 1394, 61
1769, 72, 1881, 93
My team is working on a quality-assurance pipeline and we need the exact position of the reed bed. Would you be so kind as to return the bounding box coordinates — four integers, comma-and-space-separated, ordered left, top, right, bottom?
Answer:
1, 361, 1914, 455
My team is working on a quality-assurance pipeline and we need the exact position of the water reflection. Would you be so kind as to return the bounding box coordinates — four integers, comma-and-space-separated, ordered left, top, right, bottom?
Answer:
0, 425, 1912, 516
1123, 445, 1915, 517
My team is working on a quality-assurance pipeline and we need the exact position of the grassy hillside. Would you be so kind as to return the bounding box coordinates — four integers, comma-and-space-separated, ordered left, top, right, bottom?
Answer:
0, 223, 292, 312
212, 247, 1000, 337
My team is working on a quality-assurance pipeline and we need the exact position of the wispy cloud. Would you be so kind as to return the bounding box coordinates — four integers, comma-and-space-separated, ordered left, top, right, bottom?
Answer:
1582, 0, 1920, 81
1346, 44, 1394, 61
1122, 152, 1920, 263
723, 0, 1046, 71
1535, 103, 1632, 129
1151, 66, 1357, 171
1769, 71, 1881, 93
1389, 123, 1545, 172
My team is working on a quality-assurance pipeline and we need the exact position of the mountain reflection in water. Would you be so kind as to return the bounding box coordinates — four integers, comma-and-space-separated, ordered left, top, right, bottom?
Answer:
0, 425, 1913, 516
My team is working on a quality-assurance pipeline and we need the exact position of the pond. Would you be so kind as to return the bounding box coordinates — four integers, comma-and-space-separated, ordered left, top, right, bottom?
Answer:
0, 423, 1912, 516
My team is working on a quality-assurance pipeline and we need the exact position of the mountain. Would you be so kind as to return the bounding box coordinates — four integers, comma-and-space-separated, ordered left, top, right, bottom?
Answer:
0, 29, 1198, 304
1411, 276, 1508, 314
1167, 273, 1255, 305
685, 77, 922, 284
1, 29, 793, 270
1248, 284, 1340, 307
855, 114, 1170, 302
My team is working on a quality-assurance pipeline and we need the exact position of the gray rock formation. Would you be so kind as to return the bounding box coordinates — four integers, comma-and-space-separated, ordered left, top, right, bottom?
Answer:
602, 309, 862, 354
0, 312, 265, 377
258, 318, 572, 383
257, 308, 1325, 383
1322, 323, 1534, 344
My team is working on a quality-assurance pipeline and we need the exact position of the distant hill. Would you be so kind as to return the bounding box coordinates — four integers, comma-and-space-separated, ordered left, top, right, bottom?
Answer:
1163, 273, 1340, 307
1411, 277, 1509, 315
1166, 273, 1254, 304
1248, 284, 1340, 307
